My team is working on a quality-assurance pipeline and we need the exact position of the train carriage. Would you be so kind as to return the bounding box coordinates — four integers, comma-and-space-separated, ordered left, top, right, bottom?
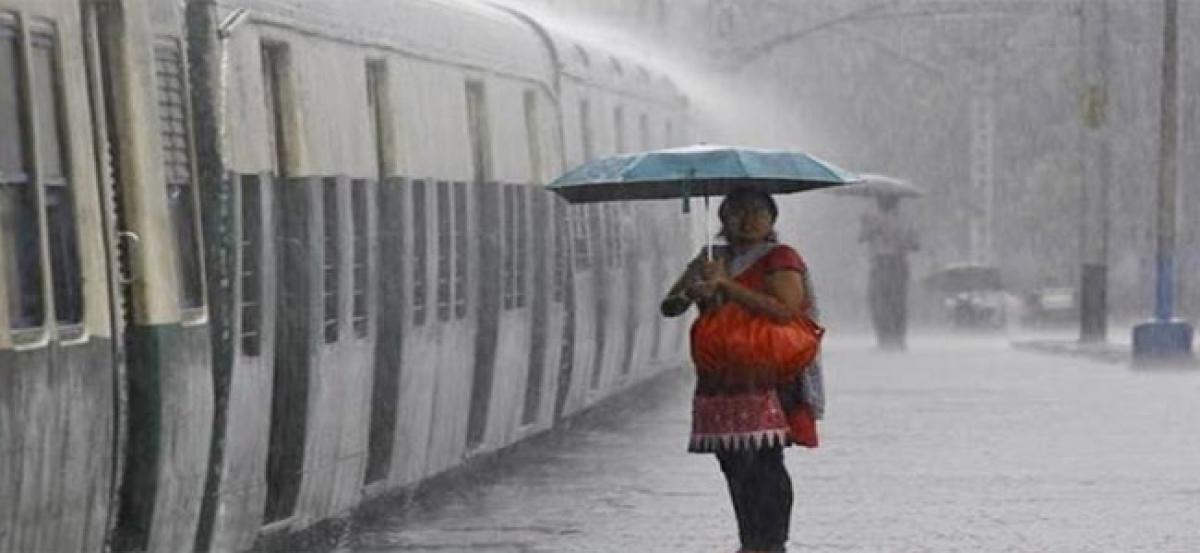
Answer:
0, 1, 115, 552
550, 35, 692, 418
0, 0, 693, 551
208, 0, 565, 545
2, 0, 219, 551
94, 0, 219, 551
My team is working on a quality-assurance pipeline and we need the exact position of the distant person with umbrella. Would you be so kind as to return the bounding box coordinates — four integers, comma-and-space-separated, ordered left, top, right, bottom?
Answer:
844, 175, 921, 350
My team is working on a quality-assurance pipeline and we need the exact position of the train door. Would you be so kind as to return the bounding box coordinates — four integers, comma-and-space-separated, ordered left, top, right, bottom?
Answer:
588, 204, 608, 390
78, 7, 131, 548
557, 95, 596, 418
92, 2, 217, 550
523, 191, 549, 425
521, 90, 547, 427
363, 59, 397, 486
261, 40, 307, 524
552, 197, 576, 421
83, 4, 148, 550
620, 204, 640, 377
464, 79, 498, 449
1, 4, 114, 551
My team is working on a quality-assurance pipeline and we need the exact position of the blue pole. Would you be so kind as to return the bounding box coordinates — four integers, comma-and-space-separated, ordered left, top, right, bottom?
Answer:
1155, 253, 1174, 322
1132, 0, 1194, 366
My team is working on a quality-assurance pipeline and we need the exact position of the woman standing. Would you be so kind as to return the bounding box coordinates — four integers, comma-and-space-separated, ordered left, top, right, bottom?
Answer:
661, 186, 821, 553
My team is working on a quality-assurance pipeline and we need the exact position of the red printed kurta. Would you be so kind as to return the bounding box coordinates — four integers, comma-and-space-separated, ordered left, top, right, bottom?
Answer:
688, 244, 819, 452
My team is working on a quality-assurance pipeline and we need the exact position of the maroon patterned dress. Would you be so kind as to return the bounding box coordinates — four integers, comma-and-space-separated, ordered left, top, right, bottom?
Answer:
688, 244, 819, 453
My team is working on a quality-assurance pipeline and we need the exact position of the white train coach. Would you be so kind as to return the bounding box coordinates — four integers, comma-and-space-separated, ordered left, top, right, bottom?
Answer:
0, 0, 694, 551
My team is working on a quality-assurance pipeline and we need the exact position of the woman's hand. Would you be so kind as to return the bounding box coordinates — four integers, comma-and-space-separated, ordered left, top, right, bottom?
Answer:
686, 279, 720, 301
683, 258, 727, 302
700, 258, 730, 288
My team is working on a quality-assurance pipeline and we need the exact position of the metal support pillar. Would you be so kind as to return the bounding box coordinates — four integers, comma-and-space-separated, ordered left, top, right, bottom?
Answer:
1078, 0, 1112, 343
968, 78, 996, 265
1133, 0, 1195, 367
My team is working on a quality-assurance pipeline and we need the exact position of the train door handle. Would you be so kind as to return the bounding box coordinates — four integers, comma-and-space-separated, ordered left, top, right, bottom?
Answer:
118, 231, 141, 285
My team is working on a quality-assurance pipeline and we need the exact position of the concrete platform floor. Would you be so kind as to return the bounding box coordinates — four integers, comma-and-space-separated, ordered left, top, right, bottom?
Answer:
341, 335, 1200, 553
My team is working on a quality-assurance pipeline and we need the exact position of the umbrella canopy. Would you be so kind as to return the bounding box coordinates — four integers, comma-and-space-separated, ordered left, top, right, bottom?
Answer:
923, 263, 1003, 294
830, 173, 924, 199
547, 144, 860, 204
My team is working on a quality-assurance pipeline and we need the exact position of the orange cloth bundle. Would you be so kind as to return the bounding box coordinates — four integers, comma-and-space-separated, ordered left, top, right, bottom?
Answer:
691, 302, 824, 385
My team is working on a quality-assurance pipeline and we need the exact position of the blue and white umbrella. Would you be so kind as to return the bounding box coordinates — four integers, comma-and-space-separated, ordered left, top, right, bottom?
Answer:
548, 143, 859, 205
548, 144, 860, 256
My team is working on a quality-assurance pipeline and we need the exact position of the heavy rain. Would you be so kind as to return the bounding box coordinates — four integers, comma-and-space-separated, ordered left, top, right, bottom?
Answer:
0, 1, 1196, 552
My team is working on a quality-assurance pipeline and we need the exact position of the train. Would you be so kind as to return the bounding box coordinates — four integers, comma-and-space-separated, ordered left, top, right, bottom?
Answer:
0, 0, 695, 551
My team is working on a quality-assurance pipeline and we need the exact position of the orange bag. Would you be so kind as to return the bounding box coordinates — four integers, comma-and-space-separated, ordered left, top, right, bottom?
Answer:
690, 302, 824, 385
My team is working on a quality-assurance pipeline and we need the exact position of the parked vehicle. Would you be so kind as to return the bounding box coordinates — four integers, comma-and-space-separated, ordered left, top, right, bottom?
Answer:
925, 263, 1006, 330
1020, 286, 1079, 328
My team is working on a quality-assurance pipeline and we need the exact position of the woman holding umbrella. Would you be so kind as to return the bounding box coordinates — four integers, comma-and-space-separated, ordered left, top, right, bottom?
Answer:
661, 186, 820, 553
550, 144, 845, 552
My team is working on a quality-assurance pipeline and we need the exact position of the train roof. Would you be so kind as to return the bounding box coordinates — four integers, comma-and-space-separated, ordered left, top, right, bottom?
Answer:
223, 0, 684, 105
225, 0, 556, 84
535, 19, 683, 103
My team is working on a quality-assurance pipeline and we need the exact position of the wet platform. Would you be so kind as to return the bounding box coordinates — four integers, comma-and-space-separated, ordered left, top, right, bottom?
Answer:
303, 336, 1200, 553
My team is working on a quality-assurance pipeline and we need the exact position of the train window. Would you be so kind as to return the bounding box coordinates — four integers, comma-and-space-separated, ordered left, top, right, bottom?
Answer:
502, 184, 515, 310
571, 204, 590, 270
462, 80, 487, 319
513, 185, 528, 307
0, 18, 23, 175
453, 181, 468, 319
573, 44, 589, 68
1, 22, 45, 333
587, 205, 603, 271
32, 31, 83, 327
351, 179, 369, 337
365, 61, 389, 181
154, 41, 205, 310
0, 26, 45, 331
523, 90, 541, 184
606, 205, 621, 268
579, 99, 593, 162
609, 56, 623, 77
613, 105, 625, 154
0, 187, 44, 331
411, 179, 427, 325
323, 177, 340, 343
240, 175, 263, 356
638, 113, 650, 151
0, 20, 49, 331
465, 81, 490, 185
574, 98, 594, 272
261, 42, 292, 177
552, 198, 567, 303
435, 180, 451, 322
615, 206, 624, 267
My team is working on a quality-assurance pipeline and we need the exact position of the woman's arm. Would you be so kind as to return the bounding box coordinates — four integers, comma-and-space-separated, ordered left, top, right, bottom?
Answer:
661, 255, 708, 317
660, 270, 694, 317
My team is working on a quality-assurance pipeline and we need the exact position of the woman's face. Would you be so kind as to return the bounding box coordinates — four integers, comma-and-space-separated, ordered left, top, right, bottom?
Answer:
721, 202, 774, 244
